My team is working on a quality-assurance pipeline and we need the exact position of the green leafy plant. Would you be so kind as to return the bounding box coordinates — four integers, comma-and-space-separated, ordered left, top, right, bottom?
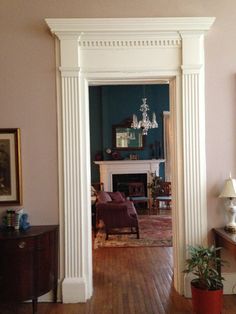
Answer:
147, 172, 162, 198
183, 245, 225, 290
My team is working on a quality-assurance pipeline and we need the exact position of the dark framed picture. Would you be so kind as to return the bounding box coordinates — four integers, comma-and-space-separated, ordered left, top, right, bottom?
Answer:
0, 129, 22, 205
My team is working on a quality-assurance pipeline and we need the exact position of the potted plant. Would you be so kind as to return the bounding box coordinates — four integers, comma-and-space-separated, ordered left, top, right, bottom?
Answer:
184, 245, 225, 314
147, 173, 162, 209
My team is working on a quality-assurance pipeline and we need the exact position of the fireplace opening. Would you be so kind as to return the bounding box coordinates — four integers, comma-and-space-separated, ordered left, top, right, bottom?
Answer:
112, 173, 148, 197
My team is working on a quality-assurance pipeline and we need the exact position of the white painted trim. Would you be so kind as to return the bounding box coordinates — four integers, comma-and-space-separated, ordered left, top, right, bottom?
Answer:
94, 159, 165, 191
163, 111, 170, 116
45, 17, 215, 33
62, 278, 87, 303
45, 17, 215, 302
55, 37, 65, 301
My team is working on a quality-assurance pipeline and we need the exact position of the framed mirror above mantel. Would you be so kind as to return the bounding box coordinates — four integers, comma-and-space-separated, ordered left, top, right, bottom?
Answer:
112, 118, 144, 150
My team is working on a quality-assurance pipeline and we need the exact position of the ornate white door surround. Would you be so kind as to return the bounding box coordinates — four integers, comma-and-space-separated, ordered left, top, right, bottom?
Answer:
45, 17, 215, 302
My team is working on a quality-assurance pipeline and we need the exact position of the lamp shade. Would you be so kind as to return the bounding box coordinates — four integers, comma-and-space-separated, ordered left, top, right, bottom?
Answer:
219, 176, 236, 198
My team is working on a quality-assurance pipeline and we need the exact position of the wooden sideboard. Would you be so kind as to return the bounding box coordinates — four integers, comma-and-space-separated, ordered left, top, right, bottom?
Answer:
213, 228, 236, 275
0, 225, 58, 313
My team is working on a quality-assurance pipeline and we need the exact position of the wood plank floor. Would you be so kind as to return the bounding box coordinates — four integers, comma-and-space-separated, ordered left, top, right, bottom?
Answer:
1, 246, 236, 314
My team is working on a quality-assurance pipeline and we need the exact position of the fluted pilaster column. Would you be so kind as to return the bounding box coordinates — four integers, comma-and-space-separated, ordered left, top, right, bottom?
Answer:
181, 32, 207, 247
62, 73, 80, 278
60, 69, 85, 302
54, 33, 93, 302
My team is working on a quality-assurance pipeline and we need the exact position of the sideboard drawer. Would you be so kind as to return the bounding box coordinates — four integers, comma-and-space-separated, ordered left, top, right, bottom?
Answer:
0, 237, 35, 252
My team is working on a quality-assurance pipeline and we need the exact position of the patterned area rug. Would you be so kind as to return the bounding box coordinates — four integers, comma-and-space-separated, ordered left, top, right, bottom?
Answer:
94, 215, 172, 248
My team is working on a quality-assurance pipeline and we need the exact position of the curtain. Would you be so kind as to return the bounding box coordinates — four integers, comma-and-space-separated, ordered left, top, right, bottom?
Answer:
163, 111, 171, 182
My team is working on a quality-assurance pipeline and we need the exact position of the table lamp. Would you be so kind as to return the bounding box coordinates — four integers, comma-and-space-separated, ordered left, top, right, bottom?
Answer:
219, 174, 236, 233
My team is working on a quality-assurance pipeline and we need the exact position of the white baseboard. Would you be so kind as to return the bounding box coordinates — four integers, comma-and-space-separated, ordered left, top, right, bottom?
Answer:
35, 272, 236, 302
62, 277, 87, 303
184, 272, 236, 297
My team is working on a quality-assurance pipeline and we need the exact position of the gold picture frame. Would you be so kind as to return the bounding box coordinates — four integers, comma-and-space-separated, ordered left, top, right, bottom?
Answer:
0, 128, 22, 205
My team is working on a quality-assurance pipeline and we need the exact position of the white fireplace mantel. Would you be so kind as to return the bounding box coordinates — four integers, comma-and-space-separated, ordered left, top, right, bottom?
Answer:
94, 159, 165, 191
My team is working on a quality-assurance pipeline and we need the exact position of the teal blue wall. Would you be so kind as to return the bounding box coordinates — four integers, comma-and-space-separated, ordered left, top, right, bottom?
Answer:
89, 84, 169, 182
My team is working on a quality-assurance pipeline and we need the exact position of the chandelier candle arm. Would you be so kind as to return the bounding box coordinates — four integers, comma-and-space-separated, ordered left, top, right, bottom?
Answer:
131, 114, 139, 129
152, 112, 158, 127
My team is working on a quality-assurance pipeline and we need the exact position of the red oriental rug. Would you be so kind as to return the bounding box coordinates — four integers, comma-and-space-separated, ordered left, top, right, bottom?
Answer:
94, 215, 172, 249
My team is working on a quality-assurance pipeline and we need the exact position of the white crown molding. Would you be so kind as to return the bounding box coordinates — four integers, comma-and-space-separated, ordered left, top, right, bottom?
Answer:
46, 17, 215, 50
45, 17, 215, 34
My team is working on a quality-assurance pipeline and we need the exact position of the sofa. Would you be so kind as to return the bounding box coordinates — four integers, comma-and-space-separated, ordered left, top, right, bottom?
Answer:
96, 191, 139, 239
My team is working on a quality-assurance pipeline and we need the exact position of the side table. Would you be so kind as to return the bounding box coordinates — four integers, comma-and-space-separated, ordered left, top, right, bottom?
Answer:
212, 228, 236, 275
0, 225, 58, 314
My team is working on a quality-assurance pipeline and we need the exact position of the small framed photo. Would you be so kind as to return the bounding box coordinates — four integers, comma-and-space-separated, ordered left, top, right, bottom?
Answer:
0, 129, 22, 205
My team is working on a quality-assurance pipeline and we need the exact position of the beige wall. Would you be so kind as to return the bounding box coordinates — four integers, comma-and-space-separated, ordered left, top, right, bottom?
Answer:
1, 1, 236, 227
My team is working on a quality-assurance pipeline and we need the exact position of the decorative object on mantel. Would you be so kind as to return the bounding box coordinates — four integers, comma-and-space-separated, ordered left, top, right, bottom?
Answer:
219, 173, 236, 233
106, 147, 123, 161
105, 147, 112, 160
94, 151, 103, 161
129, 153, 139, 160
131, 98, 158, 135
111, 150, 122, 160
94, 214, 172, 248
150, 141, 162, 159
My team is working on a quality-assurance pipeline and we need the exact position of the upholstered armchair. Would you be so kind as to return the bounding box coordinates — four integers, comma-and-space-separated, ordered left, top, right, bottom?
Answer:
96, 191, 139, 239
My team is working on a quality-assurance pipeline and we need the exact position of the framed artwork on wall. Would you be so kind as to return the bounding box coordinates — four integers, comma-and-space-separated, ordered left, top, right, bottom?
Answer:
0, 128, 22, 205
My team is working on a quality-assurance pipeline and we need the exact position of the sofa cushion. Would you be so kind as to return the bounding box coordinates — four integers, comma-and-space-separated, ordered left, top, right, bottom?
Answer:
123, 201, 137, 216
108, 191, 126, 203
97, 191, 112, 203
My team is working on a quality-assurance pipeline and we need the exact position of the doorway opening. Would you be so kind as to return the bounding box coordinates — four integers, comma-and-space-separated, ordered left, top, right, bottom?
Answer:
89, 81, 174, 288
89, 81, 172, 226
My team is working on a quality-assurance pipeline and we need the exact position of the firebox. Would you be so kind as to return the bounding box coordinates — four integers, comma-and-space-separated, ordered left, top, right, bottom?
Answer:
112, 173, 147, 197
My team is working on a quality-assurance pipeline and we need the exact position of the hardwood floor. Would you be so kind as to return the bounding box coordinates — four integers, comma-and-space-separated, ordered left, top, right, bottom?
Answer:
1, 244, 236, 313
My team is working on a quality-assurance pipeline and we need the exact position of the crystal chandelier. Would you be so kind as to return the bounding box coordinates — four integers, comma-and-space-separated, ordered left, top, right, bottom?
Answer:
131, 98, 158, 135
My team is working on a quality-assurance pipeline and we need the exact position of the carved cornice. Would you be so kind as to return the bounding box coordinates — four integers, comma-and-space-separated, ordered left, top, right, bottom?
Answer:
45, 17, 215, 33
46, 17, 215, 50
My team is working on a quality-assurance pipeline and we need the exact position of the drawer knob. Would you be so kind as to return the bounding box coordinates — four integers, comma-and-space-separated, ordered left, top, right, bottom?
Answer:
18, 241, 26, 249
